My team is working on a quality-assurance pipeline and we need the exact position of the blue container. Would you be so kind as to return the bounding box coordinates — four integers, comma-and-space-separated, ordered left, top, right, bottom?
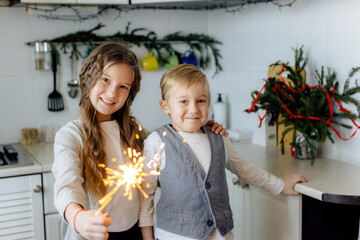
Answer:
182, 50, 198, 66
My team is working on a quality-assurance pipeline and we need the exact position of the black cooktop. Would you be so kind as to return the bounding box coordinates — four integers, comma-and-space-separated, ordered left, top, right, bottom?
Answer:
0, 144, 34, 168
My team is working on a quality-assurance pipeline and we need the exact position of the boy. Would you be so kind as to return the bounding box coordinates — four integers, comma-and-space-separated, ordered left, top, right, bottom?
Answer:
140, 64, 306, 240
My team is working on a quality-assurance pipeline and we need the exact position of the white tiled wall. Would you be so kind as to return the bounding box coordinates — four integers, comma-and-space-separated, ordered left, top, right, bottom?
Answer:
0, 8, 209, 144
208, 0, 360, 165
0, 0, 359, 165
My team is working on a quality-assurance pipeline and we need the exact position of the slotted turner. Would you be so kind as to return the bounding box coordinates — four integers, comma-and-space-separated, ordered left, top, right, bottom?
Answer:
48, 52, 64, 111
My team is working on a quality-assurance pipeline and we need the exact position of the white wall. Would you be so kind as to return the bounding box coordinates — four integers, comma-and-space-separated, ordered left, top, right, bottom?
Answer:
0, 8, 209, 143
0, 0, 359, 165
207, 0, 360, 165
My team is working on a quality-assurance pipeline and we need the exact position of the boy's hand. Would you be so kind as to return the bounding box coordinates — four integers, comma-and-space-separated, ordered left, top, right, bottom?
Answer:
75, 210, 111, 240
206, 120, 229, 137
281, 173, 307, 195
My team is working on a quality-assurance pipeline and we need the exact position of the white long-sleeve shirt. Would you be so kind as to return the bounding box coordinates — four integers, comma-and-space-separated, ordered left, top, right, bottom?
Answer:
139, 131, 284, 240
52, 120, 140, 239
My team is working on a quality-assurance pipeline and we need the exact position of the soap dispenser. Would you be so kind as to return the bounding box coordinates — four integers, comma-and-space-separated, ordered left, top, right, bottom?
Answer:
213, 93, 227, 128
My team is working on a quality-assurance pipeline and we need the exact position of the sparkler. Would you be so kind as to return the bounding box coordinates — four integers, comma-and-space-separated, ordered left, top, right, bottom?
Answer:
95, 126, 162, 215
95, 151, 147, 215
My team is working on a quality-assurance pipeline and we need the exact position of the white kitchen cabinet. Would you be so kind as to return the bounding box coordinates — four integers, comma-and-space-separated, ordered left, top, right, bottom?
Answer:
132, 0, 205, 4
45, 213, 62, 240
226, 170, 247, 240
247, 186, 301, 240
21, 0, 129, 3
42, 172, 56, 214
226, 170, 302, 240
0, 174, 44, 240
76, 0, 128, 4
42, 172, 62, 240
21, 0, 76, 3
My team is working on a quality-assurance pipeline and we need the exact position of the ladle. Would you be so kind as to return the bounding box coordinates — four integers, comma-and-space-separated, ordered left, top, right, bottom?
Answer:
67, 57, 79, 99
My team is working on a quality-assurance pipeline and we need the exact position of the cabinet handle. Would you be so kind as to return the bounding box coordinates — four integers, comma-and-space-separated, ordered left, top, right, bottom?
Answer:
232, 178, 249, 189
33, 185, 42, 193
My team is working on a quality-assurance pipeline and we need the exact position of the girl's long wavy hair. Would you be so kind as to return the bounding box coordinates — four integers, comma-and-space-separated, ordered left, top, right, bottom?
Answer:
78, 41, 144, 199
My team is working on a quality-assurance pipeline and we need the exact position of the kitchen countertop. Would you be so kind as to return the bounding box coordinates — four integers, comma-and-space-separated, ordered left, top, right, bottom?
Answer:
0, 144, 43, 178
6, 141, 360, 205
0, 160, 42, 178
22, 141, 54, 173
232, 142, 360, 205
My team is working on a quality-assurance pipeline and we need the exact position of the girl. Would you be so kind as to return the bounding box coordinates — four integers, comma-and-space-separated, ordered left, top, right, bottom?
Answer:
52, 42, 144, 240
53, 42, 226, 240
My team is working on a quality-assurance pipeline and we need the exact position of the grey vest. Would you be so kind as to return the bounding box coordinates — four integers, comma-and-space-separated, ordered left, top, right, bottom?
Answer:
155, 124, 233, 239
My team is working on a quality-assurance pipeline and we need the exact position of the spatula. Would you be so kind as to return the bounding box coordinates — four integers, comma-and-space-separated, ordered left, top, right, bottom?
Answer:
48, 52, 64, 111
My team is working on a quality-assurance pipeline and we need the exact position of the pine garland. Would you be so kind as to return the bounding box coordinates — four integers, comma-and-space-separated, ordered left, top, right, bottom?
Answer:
247, 46, 360, 164
35, 22, 222, 75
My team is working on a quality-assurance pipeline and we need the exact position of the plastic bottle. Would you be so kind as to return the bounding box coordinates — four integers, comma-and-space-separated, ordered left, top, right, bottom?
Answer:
213, 93, 227, 128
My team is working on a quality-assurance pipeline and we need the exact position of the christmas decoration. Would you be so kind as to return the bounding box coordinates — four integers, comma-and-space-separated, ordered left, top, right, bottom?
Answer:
16, 1, 298, 21
247, 47, 360, 164
29, 22, 223, 75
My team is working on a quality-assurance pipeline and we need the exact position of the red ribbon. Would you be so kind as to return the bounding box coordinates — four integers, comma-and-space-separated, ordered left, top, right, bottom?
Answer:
247, 62, 360, 141
247, 78, 270, 128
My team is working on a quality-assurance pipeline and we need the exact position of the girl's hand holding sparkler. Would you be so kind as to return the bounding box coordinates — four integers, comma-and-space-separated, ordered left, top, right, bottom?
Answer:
75, 210, 111, 240
66, 203, 111, 240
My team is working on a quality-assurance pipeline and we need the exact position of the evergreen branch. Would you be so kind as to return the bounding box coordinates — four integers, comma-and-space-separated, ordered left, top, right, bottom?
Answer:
343, 86, 360, 96
247, 45, 360, 164
343, 78, 350, 93
35, 23, 223, 75
349, 67, 360, 78
315, 67, 325, 86
330, 119, 354, 129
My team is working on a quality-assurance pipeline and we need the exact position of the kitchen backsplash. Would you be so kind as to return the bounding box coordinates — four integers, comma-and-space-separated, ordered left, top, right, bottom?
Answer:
0, 0, 359, 165
0, 9, 208, 144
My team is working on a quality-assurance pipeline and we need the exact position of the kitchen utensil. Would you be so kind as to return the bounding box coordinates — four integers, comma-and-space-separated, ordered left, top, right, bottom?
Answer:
182, 50, 198, 66
34, 42, 51, 70
48, 52, 64, 111
67, 80, 79, 98
141, 51, 159, 71
67, 57, 79, 98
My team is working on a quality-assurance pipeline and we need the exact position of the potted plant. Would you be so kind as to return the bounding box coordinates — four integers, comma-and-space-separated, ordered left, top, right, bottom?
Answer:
247, 47, 360, 164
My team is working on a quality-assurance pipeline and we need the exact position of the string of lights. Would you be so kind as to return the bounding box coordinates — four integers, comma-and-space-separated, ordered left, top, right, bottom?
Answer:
20, 0, 297, 22
225, 0, 297, 13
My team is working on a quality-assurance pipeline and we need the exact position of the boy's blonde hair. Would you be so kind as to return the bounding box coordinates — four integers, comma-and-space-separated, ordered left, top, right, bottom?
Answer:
160, 64, 210, 102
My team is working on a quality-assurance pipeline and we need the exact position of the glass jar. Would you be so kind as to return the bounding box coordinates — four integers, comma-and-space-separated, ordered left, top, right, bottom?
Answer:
34, 42, 51, 70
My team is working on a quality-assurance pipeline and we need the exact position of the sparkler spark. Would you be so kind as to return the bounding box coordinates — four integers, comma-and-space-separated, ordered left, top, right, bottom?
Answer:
95, 149, 149, 215
95, 126, 163, 216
